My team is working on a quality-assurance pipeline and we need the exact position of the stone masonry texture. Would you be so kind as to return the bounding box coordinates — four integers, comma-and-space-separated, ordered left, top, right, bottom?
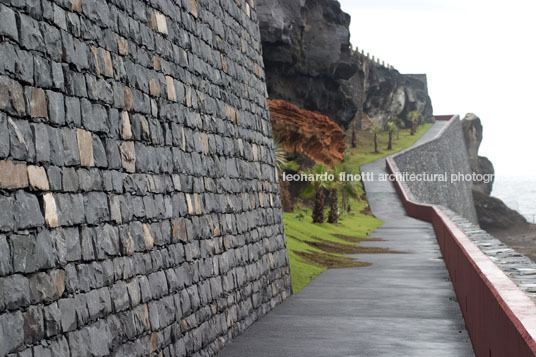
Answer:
0, 0, 291, 355
392, 118, 478, 224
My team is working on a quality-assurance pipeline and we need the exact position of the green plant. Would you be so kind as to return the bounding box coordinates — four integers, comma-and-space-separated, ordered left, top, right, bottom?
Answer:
370, 124, 380, 153
273, 140, 288, 174
326, 165, 343, 224
407, 110, 421, 136
341, 177, 361, 213
351, 124, 357, 148
303, 163, 331, 223
294, 212, 305, 221
393, 122, 400, 140
386, 122, 394, 150
284, 160, 300, 172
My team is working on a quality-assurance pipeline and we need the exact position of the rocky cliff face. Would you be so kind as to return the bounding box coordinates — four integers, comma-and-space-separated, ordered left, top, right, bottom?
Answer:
462, 113, 494, 195
269, 99, 346, 167
256, 0, 434, 129
462, 113, 527, 229
257, 0, 357, 128
360, 65, 434, 130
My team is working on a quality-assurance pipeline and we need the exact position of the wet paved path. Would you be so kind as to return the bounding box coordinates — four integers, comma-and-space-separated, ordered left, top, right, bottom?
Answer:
219, 122, 474, 356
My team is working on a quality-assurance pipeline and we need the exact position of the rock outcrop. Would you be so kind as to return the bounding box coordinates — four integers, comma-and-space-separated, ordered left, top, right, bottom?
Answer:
257, 0, 358, 128
462, 113, 494, 194
473, 191, 527, 229
269, 99, 346, 167
256, 0, 434, 129
462, 113, 527, 228
360, 66, 434, 129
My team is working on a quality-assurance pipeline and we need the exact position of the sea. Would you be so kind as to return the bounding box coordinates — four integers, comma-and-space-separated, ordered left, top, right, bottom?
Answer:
492, 176, 536, 224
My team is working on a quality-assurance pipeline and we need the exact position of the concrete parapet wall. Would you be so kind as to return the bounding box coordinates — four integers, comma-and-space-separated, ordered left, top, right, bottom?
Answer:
0, 0, 291, 355
386, 117, 536, 356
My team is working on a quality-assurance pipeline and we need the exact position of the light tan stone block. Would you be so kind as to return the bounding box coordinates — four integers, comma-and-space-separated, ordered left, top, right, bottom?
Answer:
225, 103, 237, 122
124, 86, 133, 110
151, 11, 168, 34
117, 36, 128, 56
77, 129, 94, 167
27, 165, 49, 190
186, 194, 194, 215
181, 127, 186, 151
43, 193, 59, 228
121, 111, 132, 140
120, 141, 136, 173
252, 144, 258, 161
143, 224, 154, 250
186, 87, 192, 107
72, 0, 82, 12
0, 160, 28, 189
150, 332, 158, 354
109, 195, 122, 224
100, 48, 113, 77
91, 46, 100, 76
51, 270, 65, 296
190, 0, 198, 17
154, 56, 161, 71
149, 79, 161, 97
30, 88, 48, 118
201, 133, 209, 155
139, 115, 150, 140
165, 76, 176, 101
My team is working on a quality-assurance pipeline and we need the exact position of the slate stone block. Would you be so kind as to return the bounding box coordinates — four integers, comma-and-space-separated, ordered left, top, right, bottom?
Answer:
43, 302, 62, 337
14, 191, 44, 230
61, 128, 80, 166
0, 4, 18, 41
110, 280, 129, 312
0, 196, 14, 232
11, 230, 55, 273
65, 96, 81, 126
47, 90, 65, 125
47, 126, 65, 166
23, 305, 44, 344
1, 274, 30, 310
58, 298, 77, 332
19, 14, 45, 52
9, 117, 35, 161
84, 192, 110, 225
34, 56, 53, 88
0, 310, 24, 355
32, 122, 51, 163
51, 61, 64, 90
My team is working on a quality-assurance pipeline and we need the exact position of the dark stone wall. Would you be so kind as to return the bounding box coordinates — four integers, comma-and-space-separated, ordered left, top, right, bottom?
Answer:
0, 0, 291, 355
392, 118, 478, 224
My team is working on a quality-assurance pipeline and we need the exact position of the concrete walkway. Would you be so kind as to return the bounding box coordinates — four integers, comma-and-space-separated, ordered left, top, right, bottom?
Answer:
218, 122, 474, 356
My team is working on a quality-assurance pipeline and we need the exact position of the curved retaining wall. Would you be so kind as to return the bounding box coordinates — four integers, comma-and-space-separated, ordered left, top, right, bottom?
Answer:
386, 117, 536, 356
0, 0, 291, 355
391, 116, 478, 224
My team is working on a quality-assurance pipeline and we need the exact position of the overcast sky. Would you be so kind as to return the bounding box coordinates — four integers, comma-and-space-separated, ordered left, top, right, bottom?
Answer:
338, 0, 536, 177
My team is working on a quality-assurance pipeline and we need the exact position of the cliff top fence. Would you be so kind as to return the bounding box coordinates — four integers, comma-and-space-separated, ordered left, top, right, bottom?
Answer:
350, 45, 394, 70
386, 116, 536, 356
0, 0, 290, 356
